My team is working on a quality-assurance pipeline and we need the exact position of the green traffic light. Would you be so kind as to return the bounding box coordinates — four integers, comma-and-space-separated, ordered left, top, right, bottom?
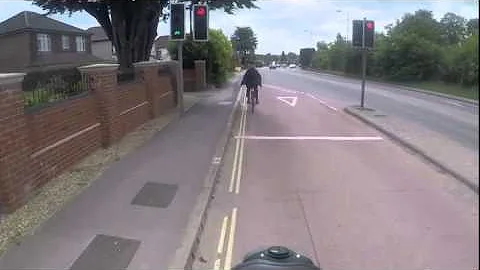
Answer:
174, 30, 181, 36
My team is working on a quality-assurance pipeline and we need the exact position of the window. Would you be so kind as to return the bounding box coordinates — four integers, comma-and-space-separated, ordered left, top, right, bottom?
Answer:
36, 33, 51, 52
62, 35, 70, 50
76, 36, 86, 52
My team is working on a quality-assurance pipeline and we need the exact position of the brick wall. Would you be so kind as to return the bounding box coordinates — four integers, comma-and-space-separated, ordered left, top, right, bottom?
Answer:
183, 60, 206, 92
26, 94, 101, 189
0, 62, 178, 214
117, 81, 149, 137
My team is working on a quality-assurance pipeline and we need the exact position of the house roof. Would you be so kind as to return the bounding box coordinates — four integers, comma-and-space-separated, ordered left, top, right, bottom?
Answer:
87, 26, 109, 42
154, 35, 169, 49
0, 11, 87, 36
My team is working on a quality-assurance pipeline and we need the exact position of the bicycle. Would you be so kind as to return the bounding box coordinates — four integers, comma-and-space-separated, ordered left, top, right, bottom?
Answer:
247, 87, 258, 114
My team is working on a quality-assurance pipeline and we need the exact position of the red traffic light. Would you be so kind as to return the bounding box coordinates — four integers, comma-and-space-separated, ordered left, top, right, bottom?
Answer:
366, 22, 374, 30
195, 6, 206, 17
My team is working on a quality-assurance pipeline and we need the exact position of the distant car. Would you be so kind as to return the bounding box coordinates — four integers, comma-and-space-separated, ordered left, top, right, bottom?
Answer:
281, 64, 288, 68
289, 64, 297, 68
269, 64, 276, 69
276, 64, 281, 68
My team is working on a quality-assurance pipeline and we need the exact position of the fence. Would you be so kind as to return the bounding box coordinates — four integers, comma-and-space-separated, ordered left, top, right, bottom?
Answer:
22, 68, 88, 108
0, 61, 181, 214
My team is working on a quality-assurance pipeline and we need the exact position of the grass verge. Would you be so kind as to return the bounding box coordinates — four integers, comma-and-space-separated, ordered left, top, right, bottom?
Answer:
306, 68, 479, 101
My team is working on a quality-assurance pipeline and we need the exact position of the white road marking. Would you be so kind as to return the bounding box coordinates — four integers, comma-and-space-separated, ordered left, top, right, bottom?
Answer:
224, 208, 238, 270
212, 156, 221, 164
234, 135, 384, 141
264, 84, 299, 94
218, 101, 233, 105
306, 93, 338, 111
445, 100, 465, 108
276, 96, 298, 107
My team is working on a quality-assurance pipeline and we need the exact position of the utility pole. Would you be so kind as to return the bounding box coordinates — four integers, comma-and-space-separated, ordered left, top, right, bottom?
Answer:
177, 41, 184, 114
170, 2, 186, 114
360, 17, 366, 108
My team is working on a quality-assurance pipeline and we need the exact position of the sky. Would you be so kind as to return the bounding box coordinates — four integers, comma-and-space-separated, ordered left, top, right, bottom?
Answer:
1, 0, 478, 54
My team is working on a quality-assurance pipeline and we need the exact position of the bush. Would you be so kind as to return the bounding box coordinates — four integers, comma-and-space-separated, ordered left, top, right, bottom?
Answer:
168, 29, 233, 86
23, 68, 87, 107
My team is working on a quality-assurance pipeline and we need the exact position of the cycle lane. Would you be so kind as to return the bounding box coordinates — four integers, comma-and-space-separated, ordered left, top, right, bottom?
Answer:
193, 84, 478, 270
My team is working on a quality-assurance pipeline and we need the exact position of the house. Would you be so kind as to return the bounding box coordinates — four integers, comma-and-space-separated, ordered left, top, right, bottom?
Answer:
88, 26, 169, 62
0, 11, 102, 73
87, 26, 116, 61
154, 35, 171, 61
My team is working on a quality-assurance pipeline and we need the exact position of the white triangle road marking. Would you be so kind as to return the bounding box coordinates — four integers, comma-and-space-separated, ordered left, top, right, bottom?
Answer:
276, 96, 297, 107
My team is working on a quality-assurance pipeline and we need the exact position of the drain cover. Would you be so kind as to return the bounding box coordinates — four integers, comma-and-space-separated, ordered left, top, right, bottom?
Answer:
131, 182, 178, 208
70, 234, 140, 270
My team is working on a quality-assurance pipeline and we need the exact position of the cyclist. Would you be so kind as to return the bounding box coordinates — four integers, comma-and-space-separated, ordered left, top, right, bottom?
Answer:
241, 64, 262, 104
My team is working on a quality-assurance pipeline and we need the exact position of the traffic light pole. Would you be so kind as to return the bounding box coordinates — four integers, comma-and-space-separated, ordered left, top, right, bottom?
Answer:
177, 41, 184, 114
360, 17, 367, 108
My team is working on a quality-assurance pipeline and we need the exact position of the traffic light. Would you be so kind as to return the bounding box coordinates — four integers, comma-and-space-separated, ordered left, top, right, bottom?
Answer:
193, 4, 208, 41
352, 19, 375, 48
352, 20, 363, 47
364, 20, 375, 48
170, 3, 185, 41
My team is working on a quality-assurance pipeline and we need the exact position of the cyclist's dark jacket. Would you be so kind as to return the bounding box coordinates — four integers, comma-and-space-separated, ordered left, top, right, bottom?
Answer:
241, 68, 262, 88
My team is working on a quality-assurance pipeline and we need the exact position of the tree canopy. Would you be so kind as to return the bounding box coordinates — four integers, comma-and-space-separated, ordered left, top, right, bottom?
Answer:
31, 0, 257, 71
310, 9, 478, 89
230, 26, 258, 66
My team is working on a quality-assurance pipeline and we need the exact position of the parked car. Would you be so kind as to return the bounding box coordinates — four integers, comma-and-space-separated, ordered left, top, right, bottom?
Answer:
289, 64, 297, 68
269, 64, 276, 69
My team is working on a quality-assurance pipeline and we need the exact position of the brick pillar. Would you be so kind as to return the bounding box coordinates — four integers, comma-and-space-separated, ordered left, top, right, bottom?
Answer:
165, 61, 180, 105
134, 61, 160, 118
78, 64, 120, 147
0, 73, 31, 213
194, 60, 206, 91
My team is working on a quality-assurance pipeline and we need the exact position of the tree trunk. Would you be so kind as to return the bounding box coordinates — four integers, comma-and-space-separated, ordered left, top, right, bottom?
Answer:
87, 1, 163, 73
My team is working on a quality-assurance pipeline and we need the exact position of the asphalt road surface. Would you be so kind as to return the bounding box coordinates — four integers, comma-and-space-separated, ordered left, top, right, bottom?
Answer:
194, 81, 478, 270
263, 68, 479, 151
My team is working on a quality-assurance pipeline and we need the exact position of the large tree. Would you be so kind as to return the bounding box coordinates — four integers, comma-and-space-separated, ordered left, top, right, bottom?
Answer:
440, 12, 467, 45
230, 26, 258, 66
31, 0, 257, 72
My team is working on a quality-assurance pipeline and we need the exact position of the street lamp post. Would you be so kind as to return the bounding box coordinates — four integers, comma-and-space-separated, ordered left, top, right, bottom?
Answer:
336, 9, 350, 42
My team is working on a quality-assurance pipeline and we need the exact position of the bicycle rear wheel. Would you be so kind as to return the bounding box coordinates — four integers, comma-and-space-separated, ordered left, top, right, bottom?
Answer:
250, 93, 255, 113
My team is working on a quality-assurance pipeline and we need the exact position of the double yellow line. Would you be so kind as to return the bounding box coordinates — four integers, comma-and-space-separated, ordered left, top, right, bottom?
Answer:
229, 90, 247, 194
214, 208, 238, 270
214, 89, 247, 269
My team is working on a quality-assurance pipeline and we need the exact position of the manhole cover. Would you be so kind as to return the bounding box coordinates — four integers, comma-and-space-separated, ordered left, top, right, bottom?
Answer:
70, 234, 140, 270
131, 182, 178, 208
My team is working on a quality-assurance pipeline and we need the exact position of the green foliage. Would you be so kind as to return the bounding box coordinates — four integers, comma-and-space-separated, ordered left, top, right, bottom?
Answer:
168, 29, 233, 86
231, 27, 258, 66
23, 68, 87, 107
280, 51, 287, 63
31, 0, 256, 70
309, 9, 479, 92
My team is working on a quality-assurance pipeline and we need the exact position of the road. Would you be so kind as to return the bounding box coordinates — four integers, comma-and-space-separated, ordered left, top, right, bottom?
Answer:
265, 68, 479, 151
193, 75, 479, 270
